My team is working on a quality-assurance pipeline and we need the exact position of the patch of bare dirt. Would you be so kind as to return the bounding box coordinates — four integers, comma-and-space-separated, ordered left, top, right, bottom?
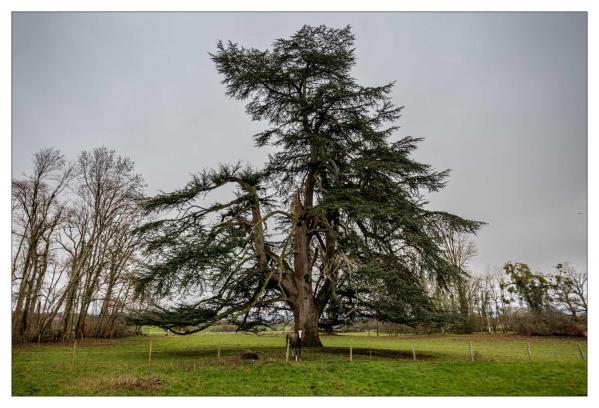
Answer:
240, 350, 260, 360
111, 376, 164, 391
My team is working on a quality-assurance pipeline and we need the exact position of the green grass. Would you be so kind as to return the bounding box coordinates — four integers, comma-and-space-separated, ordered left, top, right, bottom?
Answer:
12, 331, 587, 396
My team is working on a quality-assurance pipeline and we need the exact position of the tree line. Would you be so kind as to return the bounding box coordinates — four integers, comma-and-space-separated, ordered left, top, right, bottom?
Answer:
431, 232, 587, 336
12, 25, 587, 344
11, 148, 587, 343
350, 232, 587, 337
11, 147, 149, 343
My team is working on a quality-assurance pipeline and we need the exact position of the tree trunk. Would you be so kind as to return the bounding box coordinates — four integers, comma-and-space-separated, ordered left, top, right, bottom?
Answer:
287, 191, 323, 347
457, 278, 471, 334
95, 278, 115, 337
60, 282, 78, 340
289, 290, 322, 347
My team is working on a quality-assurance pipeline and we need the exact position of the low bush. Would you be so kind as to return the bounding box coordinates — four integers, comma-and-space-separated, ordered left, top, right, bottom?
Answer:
511, 311, 586, 337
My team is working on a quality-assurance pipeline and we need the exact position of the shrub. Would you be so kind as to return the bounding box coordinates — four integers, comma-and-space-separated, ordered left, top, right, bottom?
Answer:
511, 310, 586, 337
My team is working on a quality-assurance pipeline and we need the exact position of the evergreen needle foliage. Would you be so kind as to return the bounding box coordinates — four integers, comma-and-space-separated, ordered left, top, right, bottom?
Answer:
130, 25, 483, 345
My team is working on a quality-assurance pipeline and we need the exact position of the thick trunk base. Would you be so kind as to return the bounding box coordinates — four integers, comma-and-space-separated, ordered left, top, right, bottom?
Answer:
291, 298, 323, 347
301, 331, 322, 347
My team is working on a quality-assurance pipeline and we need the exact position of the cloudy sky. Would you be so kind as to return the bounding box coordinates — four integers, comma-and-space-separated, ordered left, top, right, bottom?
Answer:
12, 12, 587, 274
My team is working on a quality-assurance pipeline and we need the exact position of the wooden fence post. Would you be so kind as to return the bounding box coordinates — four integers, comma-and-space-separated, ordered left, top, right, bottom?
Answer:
369, 349, 372, 360
412, 343, 416, 361
71, 340, 77, 368
577, 344, 585, 360
217, 346, 221, 362
527, 343, 532, 361
349, 344, 353, 363
148, 340, 153, 367
469, 341, 474, 362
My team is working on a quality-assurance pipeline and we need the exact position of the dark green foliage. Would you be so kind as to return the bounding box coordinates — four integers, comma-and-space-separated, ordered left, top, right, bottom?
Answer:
130, 25, 483, 336
502, 262, 553, 313
501, 262, 587, 337
131, 164, 282, 333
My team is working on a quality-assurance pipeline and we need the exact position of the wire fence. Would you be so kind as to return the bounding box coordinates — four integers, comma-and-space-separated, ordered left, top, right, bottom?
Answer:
13, 337, 587, 372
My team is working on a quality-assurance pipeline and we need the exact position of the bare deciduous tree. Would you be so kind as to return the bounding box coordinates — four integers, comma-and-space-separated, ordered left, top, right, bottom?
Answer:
437, 228, 478, 333
12, 148, 72, 342
12, 147, 145, 343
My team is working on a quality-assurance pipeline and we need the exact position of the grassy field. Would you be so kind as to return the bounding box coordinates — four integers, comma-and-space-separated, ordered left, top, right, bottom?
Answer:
12, 331, 587, 396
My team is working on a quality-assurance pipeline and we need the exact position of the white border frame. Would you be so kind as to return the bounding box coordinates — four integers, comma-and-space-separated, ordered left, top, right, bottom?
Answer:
2, 1, 594, 408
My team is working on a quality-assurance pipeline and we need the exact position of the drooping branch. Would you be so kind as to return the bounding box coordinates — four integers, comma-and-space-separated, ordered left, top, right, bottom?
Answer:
132, 25, 485, 340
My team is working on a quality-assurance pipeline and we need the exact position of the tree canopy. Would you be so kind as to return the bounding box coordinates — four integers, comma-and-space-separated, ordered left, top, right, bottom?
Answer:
131, 25, 483, 346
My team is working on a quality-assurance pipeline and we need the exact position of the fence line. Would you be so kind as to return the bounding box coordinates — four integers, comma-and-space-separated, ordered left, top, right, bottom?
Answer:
12, 344, 588, 354
13, 338, 588, 367
12, 341, 589, 375
13, 343, 586, 366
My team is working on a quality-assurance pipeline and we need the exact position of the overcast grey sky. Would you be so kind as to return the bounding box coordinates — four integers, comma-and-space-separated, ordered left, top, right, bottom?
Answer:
12, 12, 587, 274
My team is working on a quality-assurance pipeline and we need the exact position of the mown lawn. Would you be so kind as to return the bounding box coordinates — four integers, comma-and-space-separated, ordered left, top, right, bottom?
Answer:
12, 332, 587, 396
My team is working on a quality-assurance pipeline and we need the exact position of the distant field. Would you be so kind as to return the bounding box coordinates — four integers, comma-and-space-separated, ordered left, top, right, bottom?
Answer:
12, 332, 587, 396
